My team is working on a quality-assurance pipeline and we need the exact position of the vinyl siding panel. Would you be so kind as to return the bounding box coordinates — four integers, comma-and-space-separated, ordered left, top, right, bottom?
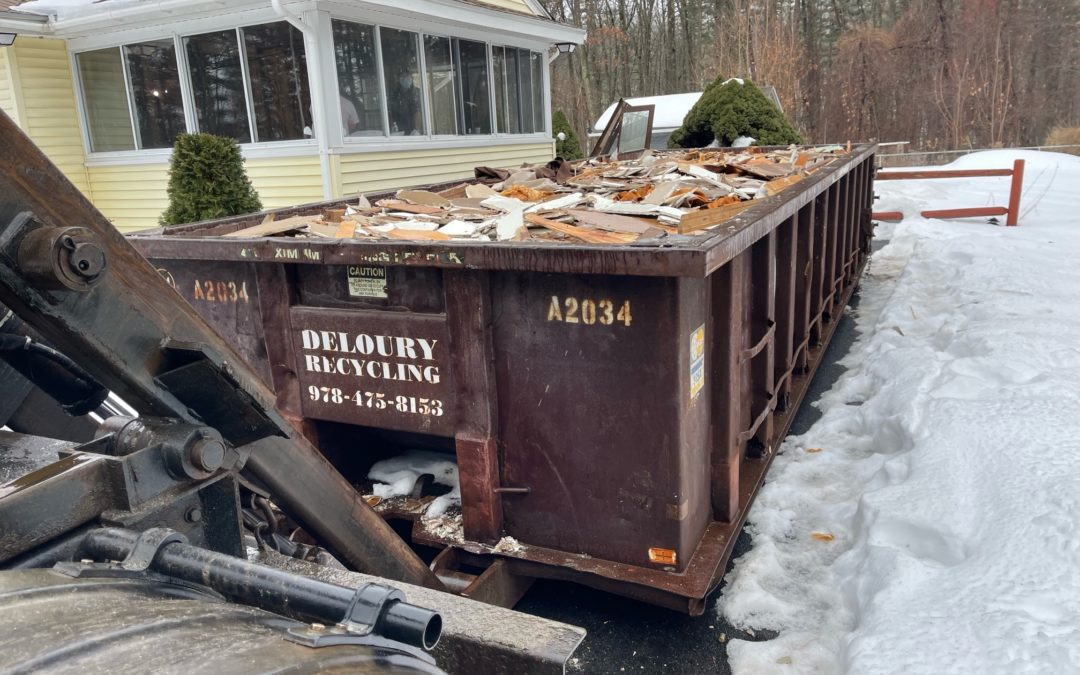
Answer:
86, 163, 170, 232
246, 156, 325, 209
473, 0, 537, 14
88, 154, 324, 232
0, 48, 19, 126
10, 38, 90, 194
338, 141, 554, 196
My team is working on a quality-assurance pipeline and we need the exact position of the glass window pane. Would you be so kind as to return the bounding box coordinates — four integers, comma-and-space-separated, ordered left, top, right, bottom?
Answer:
531, 51, 544, 134
505, 47, 521, 134
185, 30, 251, 143
243, 22, 313, 142
453, 39, 491, 135
124, 40, 185, 149
381, 28, 424, 136
424, 36, 457, 136
332, 19, 383, 137
77, 48, 135, 152
517, 48, 534, 134
618, 110, 650, 154
492, 46, 508, 134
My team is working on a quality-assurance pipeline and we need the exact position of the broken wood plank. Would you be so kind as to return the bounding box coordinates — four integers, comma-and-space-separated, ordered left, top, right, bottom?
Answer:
737, 160, 791, 179
757, 172, 807, 198
383, 228, 452, 241
335, 220, 358, 238
677, 200, 758, 234
524, 213, 637, 244
436, 182, 470, 199
397, 189, 452, 207
224, 214, 314, 238
375, 200, 446, 215
566, 209, 661, 234
304, 222, 341, 238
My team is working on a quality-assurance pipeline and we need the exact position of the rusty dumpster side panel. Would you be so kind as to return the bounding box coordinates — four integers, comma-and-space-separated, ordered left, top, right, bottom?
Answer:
129, 145, 877, 613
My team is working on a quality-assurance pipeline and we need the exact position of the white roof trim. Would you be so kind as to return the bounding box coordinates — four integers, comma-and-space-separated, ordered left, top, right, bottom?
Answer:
521, 0, 552, 19
12, 0, 583, 44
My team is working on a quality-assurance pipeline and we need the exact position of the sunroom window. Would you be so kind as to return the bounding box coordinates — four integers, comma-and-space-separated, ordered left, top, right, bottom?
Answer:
381, 28, 424, 136
424, 35, 457, 136
494, 46, 544, 134
77, 19, 548, 153
125, 40, 186, 149
331, 18, 547, 140
184, 30, 251, 143
77, 47, 136, 152
453, 38, 490, 135
77, 41, 191, 152
243, 22, 312, 142
333, 19, 384, 137
185, 22, 312, 144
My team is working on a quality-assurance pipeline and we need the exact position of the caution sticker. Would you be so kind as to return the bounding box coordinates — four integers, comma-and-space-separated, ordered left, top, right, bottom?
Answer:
690, 323, 705, 400
347, 265, 388, 299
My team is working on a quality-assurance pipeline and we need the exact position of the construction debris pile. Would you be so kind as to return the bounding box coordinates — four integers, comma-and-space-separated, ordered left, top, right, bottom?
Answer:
224, 146, 848, 245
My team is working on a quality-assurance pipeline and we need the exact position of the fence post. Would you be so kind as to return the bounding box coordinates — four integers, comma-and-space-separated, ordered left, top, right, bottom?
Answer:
1006, 159, 1025, 227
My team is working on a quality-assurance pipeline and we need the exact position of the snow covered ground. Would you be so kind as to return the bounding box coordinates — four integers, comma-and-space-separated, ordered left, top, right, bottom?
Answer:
720, 150, 1080, 674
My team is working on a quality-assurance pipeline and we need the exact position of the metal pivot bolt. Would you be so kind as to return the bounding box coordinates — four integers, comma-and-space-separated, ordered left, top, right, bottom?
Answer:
189, 436, 225, 473
16, 222, 108, 292
62, 234, 106, 281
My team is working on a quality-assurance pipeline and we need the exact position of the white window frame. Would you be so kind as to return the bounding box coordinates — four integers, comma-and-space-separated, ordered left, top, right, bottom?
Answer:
72, 17, 320, 162
67, 4, 556, 162
326, 11, 552, 154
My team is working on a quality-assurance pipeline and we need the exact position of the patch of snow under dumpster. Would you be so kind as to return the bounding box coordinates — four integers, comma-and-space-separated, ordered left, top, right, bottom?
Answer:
720, 150, 1080, 674
368, 450, 461, 518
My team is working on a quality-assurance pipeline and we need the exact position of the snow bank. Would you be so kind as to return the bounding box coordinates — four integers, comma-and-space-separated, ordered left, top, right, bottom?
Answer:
368, 450, 460, 518
721, 150, 1080, 674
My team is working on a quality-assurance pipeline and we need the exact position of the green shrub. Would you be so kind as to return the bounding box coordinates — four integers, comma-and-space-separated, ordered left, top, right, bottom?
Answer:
161, 133, 262, 226
552, 109, 584, 160
669, 77, 803, 148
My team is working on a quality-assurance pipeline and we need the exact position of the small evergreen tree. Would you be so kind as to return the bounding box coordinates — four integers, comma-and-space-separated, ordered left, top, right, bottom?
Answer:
552, 109, 584, 160
669, 77, 803, 148
161, 133, 262, 226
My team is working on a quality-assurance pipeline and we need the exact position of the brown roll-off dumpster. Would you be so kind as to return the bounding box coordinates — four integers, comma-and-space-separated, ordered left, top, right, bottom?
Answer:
129, 144, 876, 614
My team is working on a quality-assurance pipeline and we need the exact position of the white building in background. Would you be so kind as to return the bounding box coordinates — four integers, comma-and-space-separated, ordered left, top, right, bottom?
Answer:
589, 85, 783, 151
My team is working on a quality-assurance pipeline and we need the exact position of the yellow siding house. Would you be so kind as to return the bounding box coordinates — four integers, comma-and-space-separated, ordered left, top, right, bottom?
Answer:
0, 0, 584, 231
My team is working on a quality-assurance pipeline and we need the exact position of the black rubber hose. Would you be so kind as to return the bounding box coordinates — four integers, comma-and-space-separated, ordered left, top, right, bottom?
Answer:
83, 528, 442, 652
0, 323, 109, 416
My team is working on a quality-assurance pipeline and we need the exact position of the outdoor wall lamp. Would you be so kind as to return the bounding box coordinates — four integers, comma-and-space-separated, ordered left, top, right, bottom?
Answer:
555, 43, 576, 54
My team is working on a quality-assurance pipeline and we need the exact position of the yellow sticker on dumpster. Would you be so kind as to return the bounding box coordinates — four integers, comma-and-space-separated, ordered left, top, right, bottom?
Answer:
690, 324, 705, 400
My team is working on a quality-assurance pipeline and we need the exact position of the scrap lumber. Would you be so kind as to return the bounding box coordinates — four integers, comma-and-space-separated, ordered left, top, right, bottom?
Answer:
524, 213, 637, 244
383, 229, 452, 241
678, 200, 758, 234
209, 146, 847, 245
566, 209, 667, 235
224, 215, 313, 238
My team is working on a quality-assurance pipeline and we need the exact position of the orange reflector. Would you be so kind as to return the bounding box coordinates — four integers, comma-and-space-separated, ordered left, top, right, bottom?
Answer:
648, 547, 677, 565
